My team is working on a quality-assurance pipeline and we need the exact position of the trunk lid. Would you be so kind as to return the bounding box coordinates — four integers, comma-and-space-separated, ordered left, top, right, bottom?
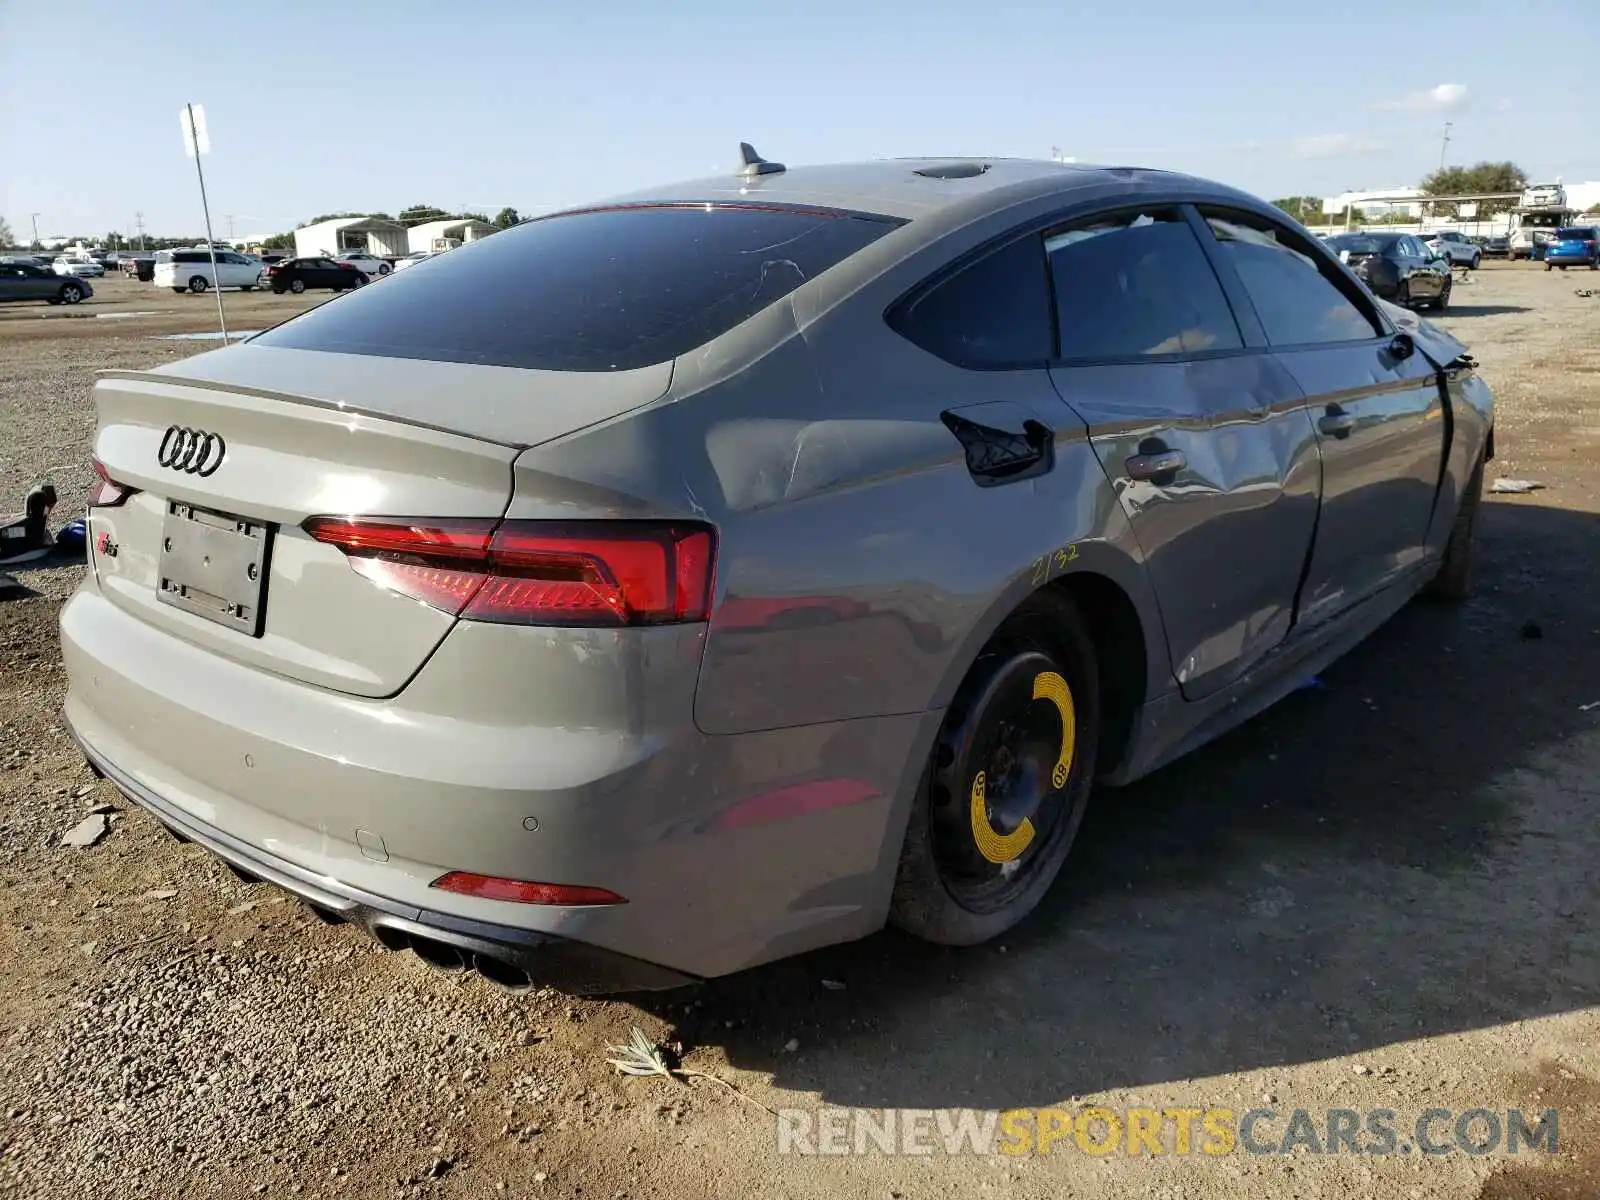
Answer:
88, 346, 672, 697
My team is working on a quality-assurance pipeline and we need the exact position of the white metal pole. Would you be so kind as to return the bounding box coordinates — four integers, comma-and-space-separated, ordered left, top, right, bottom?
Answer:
187, 103, 228, 339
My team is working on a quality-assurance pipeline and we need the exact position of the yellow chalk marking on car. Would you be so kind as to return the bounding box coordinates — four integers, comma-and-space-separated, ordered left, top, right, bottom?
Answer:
969, 770, 1033, 864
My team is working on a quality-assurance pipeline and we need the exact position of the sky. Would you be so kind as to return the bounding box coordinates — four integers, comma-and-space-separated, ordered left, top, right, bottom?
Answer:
3, 0, 1597, 243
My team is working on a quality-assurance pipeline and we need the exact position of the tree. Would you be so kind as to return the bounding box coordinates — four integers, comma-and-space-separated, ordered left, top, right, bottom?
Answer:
493, 207, 522, 228
398, 204, 451, 227
296, 211, 394, 228
1270, 197, 1323, 225
261, 232, 294, 249
0, 216, 12, 247
1586, 203, 1600, 215
1418, 161, 1527, 217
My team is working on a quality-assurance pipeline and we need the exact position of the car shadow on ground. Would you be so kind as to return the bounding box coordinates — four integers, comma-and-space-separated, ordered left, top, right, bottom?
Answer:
637, 500, 1600, 1110
1439, 304, 1532, 317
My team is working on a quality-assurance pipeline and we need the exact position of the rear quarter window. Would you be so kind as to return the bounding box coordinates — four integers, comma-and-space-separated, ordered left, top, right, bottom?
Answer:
252, 203, 903, 371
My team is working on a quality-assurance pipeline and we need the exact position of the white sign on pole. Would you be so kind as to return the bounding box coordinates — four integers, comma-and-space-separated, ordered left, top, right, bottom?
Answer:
1458, 202, 1479, 218
180, 104, 211, 157
1322, 195, 1347, 215
179, 103, 227, 337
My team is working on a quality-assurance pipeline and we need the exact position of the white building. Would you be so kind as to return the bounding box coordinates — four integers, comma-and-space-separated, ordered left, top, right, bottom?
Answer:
294, 216, 408, 260
1323, 186, 1425, 218
406, 218, 496, 254
1564, 181, 1600, 213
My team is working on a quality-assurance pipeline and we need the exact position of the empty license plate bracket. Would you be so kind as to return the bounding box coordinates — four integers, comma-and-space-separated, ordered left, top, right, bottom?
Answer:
156, 501, 273, 636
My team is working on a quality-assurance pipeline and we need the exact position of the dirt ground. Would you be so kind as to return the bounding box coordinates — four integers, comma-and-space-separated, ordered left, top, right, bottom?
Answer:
0, 268, 1596, 1200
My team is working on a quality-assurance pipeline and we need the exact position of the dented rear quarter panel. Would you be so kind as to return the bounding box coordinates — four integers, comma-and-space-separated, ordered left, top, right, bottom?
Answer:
507, 187, 1177, 740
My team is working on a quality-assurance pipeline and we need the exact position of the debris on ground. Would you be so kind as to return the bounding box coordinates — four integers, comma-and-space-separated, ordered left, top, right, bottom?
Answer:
1580, 700, 1600, 713
1490, 477, 1545, 494
60, 814, 109, 848
820, 979, 846, 991
605, 1026, 775, 1115
1519, 621, 1544, 641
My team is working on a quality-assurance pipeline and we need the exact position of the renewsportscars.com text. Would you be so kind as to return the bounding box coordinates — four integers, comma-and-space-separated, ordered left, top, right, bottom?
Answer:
775, 1106, 1559, 1158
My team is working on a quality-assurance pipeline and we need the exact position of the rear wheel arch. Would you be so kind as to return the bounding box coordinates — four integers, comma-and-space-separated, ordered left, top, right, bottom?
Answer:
930, 567, 1152, 783
1046, 571, 1147, 778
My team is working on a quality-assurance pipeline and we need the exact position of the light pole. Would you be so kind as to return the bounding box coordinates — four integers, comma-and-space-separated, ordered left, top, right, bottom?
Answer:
1438, 121, 1452, 172
30, 213, 41, 248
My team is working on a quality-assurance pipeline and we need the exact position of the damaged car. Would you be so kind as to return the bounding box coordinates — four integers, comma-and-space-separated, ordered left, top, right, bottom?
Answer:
62, 150, 1492, 993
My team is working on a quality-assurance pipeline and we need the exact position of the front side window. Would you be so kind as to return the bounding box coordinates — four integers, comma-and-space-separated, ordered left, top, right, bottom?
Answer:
1047, 208, 1243, 360
253, 203, 903, 372
1201, 209, 1381, 347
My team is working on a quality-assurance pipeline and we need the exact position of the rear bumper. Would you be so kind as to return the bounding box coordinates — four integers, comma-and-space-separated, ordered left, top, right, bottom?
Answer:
60, 578, 928, 982
67, 715, 696, 994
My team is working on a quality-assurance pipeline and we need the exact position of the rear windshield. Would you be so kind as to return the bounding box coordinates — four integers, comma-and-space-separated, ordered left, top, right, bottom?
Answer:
1557, 228, 1596, 239
252, 203, 904, 372
1327, 236, 1394, 253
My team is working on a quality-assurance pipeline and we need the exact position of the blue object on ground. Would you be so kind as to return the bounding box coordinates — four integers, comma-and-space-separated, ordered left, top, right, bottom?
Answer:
56, 518, 87, 553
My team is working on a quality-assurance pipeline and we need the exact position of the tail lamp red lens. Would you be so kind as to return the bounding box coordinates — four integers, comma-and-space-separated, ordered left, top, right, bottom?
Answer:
302, 515, 716, 627
88, 455, 135, 508
430, 871, 626, 906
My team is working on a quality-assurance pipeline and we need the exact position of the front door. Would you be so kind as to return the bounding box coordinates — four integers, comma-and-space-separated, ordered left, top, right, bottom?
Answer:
1195, 208, 1447, 626
1045, 205, 1321, 701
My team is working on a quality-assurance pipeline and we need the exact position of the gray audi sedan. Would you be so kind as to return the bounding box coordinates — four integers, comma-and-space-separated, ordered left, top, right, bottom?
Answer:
63, 151, 1493, 993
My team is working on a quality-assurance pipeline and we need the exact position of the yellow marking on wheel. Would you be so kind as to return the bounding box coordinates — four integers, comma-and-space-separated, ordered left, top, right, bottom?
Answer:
968, 670, 1077, 865
970, 769, 1034, 864
1032, 670, 1076, 790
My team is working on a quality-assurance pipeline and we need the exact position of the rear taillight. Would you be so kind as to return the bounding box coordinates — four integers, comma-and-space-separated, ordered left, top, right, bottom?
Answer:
430, 871, 626, 906
88, 456, 134, 508
302, 516, 717, 626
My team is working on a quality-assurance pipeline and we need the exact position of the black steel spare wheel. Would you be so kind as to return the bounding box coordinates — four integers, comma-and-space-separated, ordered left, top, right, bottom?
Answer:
891, 596, 1099, 945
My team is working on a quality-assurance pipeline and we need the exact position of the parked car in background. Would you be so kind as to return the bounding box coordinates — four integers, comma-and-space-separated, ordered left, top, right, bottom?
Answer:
120, 254, 157, 282
1483, 235, 1510, 258
0, 261, 92, 305
53, 257, 106, 278
63, 157, 1493, 993
1418, 229, 1482, 268
263, 256, 368, 294
1325, 232, 1453, 308
1521, 182, 1567, 208
154, 249, 262, 293
1543, 226, 1600, 270
334, 251, 394, 277
389, 251, 434, 272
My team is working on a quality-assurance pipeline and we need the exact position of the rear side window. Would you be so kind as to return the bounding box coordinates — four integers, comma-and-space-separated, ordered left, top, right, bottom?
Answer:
887, 235, 1052, 368
1047, 208, 1243, 360
253, 203, 903, 371
1200, 209, 1381, 346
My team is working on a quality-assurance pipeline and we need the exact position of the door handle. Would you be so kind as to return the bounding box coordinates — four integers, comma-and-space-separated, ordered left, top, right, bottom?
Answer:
1124, 450, 1186, 481
1319, 409, 1357, 438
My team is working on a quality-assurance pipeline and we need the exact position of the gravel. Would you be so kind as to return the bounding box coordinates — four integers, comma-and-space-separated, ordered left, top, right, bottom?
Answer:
2, 271, 1598, 1199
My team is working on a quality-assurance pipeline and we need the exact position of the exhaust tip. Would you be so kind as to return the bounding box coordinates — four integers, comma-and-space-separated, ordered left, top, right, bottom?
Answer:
407, 934, 468, 974
473, 952, 535, 994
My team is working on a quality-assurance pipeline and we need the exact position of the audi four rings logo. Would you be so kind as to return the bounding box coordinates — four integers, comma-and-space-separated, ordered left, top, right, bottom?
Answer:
157, 426, 226, 476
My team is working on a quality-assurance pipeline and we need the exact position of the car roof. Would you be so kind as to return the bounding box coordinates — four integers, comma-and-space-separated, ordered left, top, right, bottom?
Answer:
587, 157, 1261, 224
